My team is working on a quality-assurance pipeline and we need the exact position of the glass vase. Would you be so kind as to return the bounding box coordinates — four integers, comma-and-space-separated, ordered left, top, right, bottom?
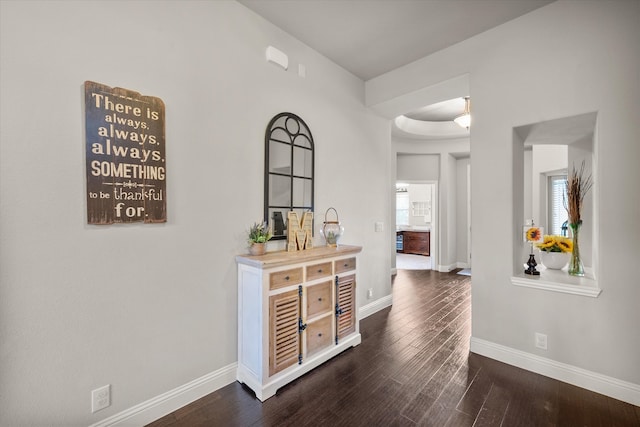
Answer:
568, 222, 585, 276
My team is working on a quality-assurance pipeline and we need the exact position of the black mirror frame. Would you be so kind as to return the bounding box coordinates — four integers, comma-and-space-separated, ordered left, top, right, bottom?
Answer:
264, 112, 315, 240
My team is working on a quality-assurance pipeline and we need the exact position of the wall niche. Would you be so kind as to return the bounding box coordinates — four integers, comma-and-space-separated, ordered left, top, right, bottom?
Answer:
511, 112, 601, 297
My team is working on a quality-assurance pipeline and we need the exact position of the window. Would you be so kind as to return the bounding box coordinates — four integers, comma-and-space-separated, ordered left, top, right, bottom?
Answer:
396, 193, 409, 226
412, 201, 429, 216
548, 174, 568, 236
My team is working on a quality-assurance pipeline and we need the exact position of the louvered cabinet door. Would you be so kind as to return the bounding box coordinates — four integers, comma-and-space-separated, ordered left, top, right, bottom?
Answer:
269, 289, 300, 376
335, 274, 356, 341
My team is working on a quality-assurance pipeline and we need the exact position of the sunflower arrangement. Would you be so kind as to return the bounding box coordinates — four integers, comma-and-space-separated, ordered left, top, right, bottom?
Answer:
536, 235, 573, 253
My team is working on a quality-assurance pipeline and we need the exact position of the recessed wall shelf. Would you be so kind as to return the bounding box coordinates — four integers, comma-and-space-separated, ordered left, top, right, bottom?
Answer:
511, 268, 601, 298
513, 112, 599, 299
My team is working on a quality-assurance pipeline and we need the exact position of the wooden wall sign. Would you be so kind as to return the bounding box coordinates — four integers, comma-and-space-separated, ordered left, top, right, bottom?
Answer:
84, 81, 166, 224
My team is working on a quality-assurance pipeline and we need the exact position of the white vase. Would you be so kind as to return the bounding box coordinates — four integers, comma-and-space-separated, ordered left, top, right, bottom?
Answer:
540, 251, 570, 270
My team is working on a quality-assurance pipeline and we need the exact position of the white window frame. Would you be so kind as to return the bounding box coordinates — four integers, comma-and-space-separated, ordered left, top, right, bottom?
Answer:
548, 173, 568, 236
396, 192, 409, 226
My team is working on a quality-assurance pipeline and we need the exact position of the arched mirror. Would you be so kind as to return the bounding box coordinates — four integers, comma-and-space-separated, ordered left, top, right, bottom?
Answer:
264, 112, 314, 240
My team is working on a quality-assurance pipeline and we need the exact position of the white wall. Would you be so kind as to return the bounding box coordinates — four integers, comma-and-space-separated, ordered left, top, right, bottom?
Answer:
0, 1, 390, 425
370, 0, 640, 395
396, 153, 440, 182
456, 158, 470, 266
440, 153, 457, 269
523, 149, 533, 222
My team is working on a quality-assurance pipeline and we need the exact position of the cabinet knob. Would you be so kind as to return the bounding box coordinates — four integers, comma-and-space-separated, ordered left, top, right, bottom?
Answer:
318, 333, 322, 337
318, 297, 322, 302
284, 275, 290, 281
343, 263, 348, 267
317, 269, 322, 273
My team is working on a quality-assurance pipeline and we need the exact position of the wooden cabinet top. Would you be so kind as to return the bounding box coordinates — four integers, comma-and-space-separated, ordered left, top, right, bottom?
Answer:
236, 245, 362, 270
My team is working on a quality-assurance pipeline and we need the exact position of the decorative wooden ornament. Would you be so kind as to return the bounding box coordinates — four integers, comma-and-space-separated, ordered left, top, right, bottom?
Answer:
287, 211, 299, 251
287, 211, 314, 251
302, 212, 313, 249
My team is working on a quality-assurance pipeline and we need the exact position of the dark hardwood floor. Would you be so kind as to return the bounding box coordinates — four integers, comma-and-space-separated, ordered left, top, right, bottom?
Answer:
148, 269, 640, 427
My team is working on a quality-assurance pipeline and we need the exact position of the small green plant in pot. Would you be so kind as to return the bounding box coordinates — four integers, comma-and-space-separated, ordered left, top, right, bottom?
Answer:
247, 221, 272, 255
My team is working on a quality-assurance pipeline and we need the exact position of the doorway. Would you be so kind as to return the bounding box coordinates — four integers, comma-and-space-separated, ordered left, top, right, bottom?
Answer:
395, 182, 437, 270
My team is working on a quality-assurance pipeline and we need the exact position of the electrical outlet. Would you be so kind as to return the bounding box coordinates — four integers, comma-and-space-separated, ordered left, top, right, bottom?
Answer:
375, 222, 384, 232
367, 288, 373, 299
91, 384, 111, 413
535, 333, 548, 350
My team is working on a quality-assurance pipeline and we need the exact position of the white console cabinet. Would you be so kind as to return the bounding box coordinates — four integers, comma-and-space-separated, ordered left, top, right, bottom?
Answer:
236, 245, 362, 401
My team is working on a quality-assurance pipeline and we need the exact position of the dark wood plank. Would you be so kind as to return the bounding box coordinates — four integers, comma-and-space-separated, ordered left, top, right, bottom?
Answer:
443, 409, 476, 427
400, 329, 470, 422
146, 269, 640, 427
607, 395, 640, 426
471, 384, 510, 427
455, 364, 493, 418
412, 354, 477, 426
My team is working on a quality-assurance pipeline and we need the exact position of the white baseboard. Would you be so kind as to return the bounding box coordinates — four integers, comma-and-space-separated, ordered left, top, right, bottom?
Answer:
470, 337, 640, 406
456, 262, 469, 269
89, 363, 238, 427
437, 263, 457, 272
359, 294, 392, 319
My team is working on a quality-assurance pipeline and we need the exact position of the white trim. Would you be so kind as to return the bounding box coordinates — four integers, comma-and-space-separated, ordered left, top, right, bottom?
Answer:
89, 363, 237, 427
437, 263, 457, 272
359, 294, 393, 319
456, 262, 469, 269
511, 271, 601, 298
391, 267, 398, 276
470, 337, 640, 406
466, 163, 471, 269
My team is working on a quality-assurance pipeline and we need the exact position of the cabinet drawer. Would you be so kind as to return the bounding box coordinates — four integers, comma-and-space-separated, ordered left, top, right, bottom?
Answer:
269, 267, 303, 290
306, 281, 332, 318
306, 316, 332, 356
306, 261, 332, 281
334, 257, 356, 274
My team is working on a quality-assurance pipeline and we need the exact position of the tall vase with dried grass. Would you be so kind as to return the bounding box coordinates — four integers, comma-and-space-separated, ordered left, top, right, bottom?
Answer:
564, 161, 593, 276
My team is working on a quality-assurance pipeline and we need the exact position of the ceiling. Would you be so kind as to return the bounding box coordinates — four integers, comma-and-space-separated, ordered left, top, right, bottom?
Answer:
516, 112, 597, 146
239, 0, 554, 138
239, 0, 553, 82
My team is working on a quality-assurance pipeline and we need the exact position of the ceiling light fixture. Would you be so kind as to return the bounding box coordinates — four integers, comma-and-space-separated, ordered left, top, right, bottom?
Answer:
453, 97, 471, 130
